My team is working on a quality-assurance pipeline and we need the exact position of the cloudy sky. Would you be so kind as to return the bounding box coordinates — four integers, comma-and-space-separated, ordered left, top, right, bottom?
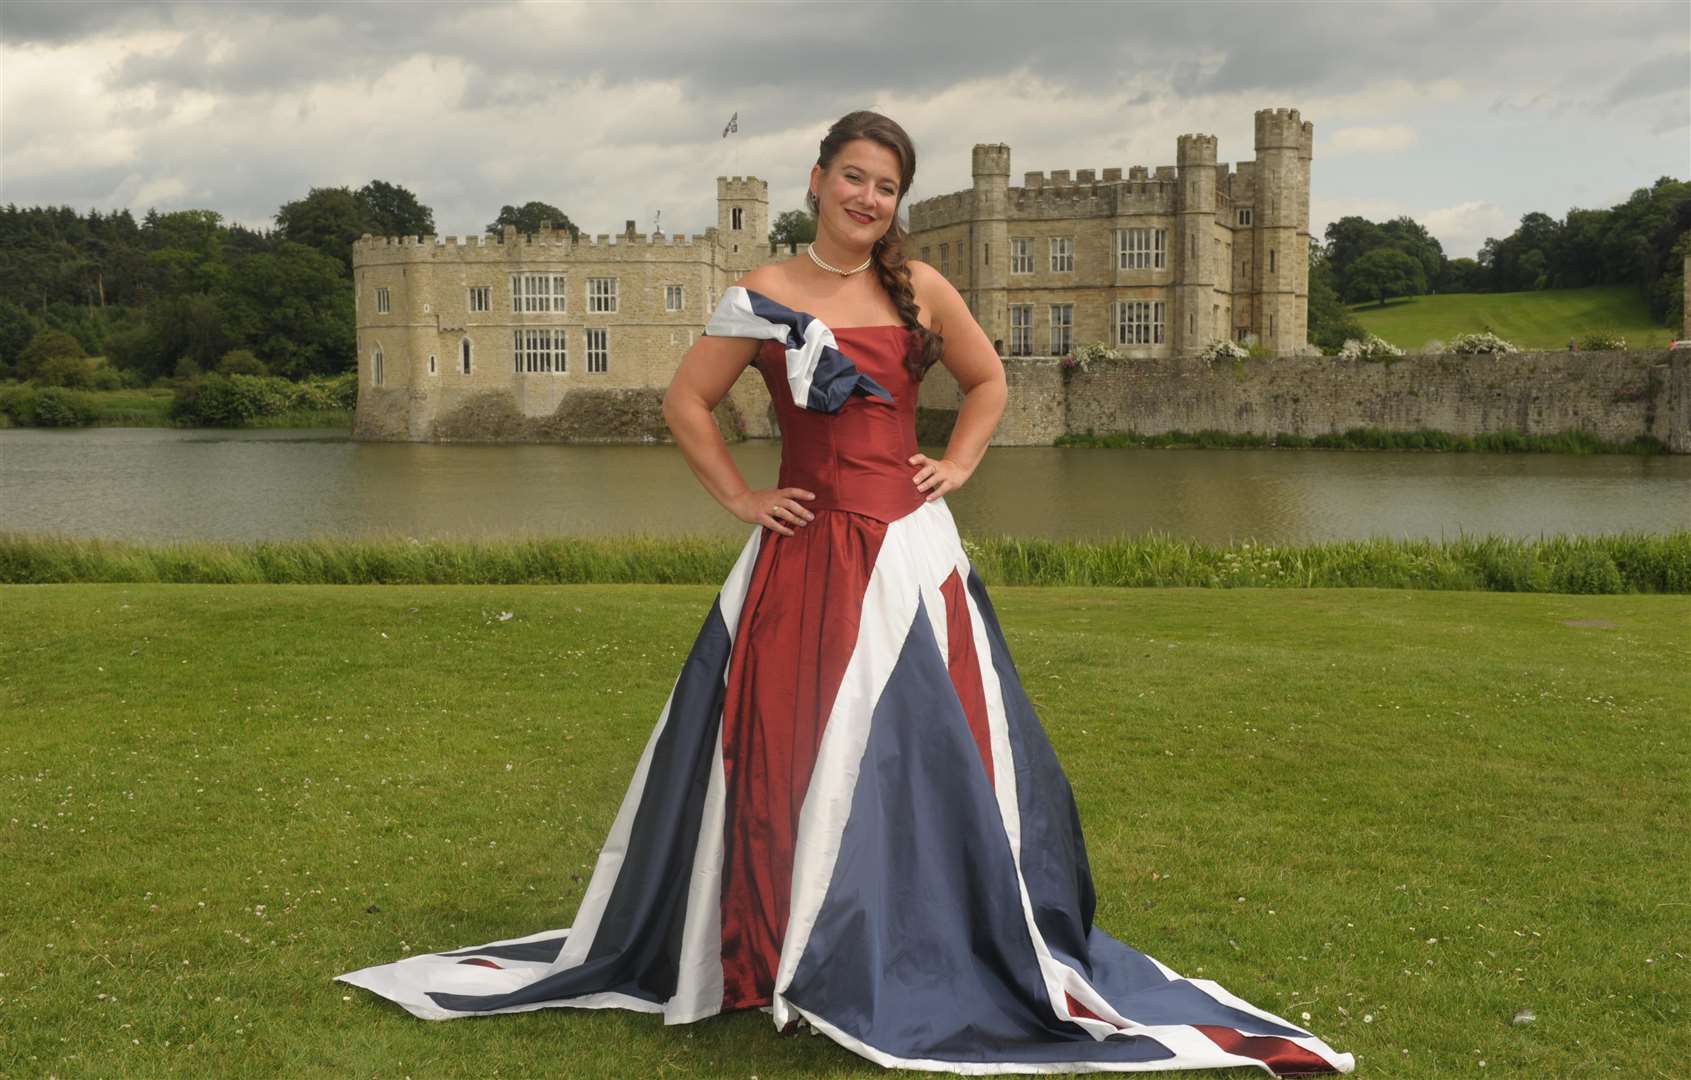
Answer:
2, 0, 1686, 259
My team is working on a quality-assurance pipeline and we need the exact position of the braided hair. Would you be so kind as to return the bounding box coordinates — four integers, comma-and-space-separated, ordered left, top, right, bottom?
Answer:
806, 111, 944, 383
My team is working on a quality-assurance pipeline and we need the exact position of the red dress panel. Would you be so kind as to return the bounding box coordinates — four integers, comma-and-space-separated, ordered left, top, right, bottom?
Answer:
717, 326, 987, 1009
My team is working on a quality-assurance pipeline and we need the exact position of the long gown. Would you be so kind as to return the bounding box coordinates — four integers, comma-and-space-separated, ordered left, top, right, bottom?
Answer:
336, 286, 1355, 1076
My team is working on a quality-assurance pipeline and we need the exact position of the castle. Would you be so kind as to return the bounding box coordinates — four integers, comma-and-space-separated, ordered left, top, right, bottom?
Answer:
352, 108, 1312, 442
352, 178, 779, 441
905, 107, 1313, 358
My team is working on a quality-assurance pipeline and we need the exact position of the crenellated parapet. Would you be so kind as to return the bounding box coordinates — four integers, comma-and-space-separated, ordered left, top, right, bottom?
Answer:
1254, 107, 1311, 151
351, 229, 721, 269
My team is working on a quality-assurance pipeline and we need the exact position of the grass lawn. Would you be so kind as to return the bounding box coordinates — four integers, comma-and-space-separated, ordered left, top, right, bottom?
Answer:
1349, 285, 1673, 352
2, 584, 1686, 1078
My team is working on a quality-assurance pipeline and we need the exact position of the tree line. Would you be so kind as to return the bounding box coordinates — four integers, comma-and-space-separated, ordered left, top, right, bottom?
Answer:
1, 173, 1680, 383
1308, 176, 1688, 349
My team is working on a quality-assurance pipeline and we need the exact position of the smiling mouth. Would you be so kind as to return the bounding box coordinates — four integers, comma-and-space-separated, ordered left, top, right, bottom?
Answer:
846, 210, 875, 224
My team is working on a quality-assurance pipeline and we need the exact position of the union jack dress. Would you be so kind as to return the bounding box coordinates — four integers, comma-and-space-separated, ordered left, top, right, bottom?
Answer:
337, 287, 1355, 1076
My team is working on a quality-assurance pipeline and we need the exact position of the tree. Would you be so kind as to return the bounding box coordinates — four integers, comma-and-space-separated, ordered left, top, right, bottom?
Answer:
0, 299, 38, 374
16, 327, 86, 380
1379, 216, 1445, 290
1343, 248, 1426, 307
1306, 243, 1366, 352
769, 209, 816, 252
486, 201, 577, 239
1322, 216, 1384, 284
275, 187, 367, 270
356, 180, 434, 238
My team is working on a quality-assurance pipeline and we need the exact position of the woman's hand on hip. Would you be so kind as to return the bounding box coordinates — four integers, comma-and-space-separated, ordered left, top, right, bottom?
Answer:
729, 486, 816, 536
908, 454, 970, 502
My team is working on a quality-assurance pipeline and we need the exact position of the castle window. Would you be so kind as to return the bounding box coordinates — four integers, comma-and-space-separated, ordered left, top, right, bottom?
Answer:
983, 242, 990, 267
588, 277, 618, 313
921, 246, 930, 264
731, 207, 744, 230
1049, 237, 1074, 273
1114, 300, 1164, 346
665, 285, 684, 312
428, 354, 437, 375
939, 243, 950, 276
1116, 228, 1166, 270
511, 274, 566, 313
586, 328, 609, 373
1238, 208, 1253, 227
1049, 304, 1073, 354
514, 328, 565, 373
1236, 326, 1251, 342
469, 286, 491, 313
460, 337, 472, 374
1010, 237, 1032, 274
1268, 248, 1276, 273
372, 345, 384, 385
1010, 304, 1033, 356
375, 287, 390, 314
1268, 314, 1276, 337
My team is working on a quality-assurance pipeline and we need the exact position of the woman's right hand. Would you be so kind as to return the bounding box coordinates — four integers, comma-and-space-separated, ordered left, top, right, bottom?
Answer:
729, 487, 817, 536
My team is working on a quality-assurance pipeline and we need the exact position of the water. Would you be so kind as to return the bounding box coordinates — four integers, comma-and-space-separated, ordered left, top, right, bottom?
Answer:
2, 427, 1686, 544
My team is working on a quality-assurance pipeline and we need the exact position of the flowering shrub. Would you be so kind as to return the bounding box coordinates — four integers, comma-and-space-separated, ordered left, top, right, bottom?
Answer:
1197, 339, 1249, 362
1339, 334, 1406, 360
1448, 331, 1519, 355
1578, 332, 1627, 351
1060, 341, 1124, 375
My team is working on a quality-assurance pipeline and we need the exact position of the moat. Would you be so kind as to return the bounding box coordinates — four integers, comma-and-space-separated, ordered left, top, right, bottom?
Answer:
4, 427, 1687, 545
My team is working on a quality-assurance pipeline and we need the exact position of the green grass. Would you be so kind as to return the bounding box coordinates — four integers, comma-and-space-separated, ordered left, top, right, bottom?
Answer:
1349, 285, 1672, 352
1, 584, 1686, 1078
0, 383, 352, 429
4, 530, 1688, 592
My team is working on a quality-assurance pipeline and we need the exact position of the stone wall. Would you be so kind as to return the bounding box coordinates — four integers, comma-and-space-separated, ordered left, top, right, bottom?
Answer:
916, 349, 1691, 452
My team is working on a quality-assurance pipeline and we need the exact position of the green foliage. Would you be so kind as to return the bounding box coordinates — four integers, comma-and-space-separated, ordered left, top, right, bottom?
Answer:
0, 298, 37, 372
17, 327, 86, 379
1577, 330, 1628, 351
1477, 177, 1689, 322
2, 530, 1686, 592
768, 209, 817, 252
1351, 284, 1671, 351
0, 384, 99, 427
33, 353, 98, 387
486, 200, 577, 239
167, 371, 356, 427
216, 348, 269, 375
1345, 247, 1427, 307
1307, 244, 1366, 353
355, 179, 434, 238
1448, 330, 1519, 354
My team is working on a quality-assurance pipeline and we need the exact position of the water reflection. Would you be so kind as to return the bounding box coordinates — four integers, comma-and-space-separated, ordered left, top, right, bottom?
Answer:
2, 427, 1686, 544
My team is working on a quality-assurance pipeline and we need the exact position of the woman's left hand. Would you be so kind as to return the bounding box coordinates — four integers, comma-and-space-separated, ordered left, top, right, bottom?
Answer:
908, 453, 971, 502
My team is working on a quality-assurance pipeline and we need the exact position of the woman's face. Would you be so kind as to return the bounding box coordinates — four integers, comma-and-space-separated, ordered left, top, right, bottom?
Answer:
812, 138, 903, 247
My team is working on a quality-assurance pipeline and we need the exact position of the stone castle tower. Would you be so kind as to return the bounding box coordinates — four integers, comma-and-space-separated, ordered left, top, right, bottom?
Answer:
907, 107, 1314, 357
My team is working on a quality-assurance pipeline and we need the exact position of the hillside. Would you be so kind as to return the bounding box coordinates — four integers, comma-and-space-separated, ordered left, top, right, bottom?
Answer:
1349, 284, 1673, 351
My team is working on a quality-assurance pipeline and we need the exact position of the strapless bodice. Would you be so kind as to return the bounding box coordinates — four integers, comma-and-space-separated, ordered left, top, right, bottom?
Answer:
753, 325, 926, 524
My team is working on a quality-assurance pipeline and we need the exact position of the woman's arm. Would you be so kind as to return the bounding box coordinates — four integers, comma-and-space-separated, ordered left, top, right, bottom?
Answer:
661, 324, 817, 537
907, 261, 1008, 501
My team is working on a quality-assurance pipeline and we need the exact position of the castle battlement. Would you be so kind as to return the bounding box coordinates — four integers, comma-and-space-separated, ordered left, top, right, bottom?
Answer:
1255, 107, 1312, 151
1175, 133, 1219, 165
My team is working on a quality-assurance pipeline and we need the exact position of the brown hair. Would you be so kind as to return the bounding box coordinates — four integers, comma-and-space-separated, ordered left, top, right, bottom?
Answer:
806, 110, 944, 382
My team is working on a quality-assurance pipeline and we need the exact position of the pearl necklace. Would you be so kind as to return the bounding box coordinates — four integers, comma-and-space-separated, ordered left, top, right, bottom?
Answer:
807, 243, 873, 276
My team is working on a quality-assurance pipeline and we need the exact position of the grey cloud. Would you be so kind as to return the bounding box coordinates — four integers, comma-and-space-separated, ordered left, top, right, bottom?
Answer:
1604, 50, 1691, 108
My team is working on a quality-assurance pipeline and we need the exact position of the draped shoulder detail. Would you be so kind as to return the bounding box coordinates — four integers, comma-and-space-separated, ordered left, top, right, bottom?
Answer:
703, 286, 894, 413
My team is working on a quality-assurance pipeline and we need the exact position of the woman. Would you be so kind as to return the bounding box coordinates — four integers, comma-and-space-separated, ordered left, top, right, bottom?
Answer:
339, 111, 1353, 1077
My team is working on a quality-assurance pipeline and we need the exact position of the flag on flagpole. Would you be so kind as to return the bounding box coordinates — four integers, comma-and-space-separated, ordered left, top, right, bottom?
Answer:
722, 111, 739, 138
